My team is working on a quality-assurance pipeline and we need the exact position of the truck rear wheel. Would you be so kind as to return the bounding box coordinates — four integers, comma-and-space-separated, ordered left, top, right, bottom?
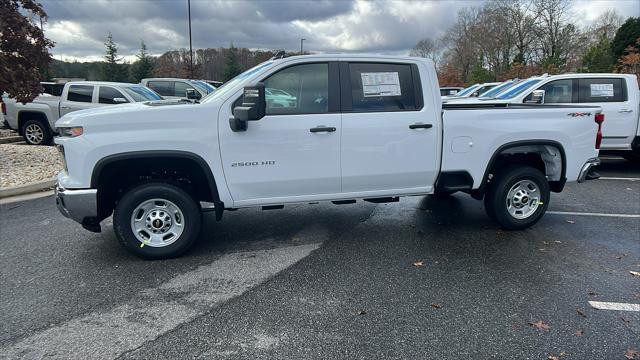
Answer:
113, 182, 202, 259
22, 119, 52, 145
484, 165, 549, 230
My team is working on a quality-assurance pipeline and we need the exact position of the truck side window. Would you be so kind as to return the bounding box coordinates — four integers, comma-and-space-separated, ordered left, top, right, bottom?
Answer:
98, 87, 127, 104
538, 79, 574, 103
262, 63, 328, 115
175, 81, 198, 98
578, 78, 626, 103
147, 81, 173, 97
67, 85, 94, 103
348, 63, 417, 112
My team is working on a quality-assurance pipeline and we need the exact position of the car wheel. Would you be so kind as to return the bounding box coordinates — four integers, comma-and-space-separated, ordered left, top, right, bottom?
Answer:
22, 119, 52, 145
484, 165, 550, 230
113, 182, 202, 259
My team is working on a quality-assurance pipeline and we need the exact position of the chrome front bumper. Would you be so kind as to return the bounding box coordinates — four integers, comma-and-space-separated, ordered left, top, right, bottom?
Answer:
55, 184, 98, 224
577, 158, 601, 183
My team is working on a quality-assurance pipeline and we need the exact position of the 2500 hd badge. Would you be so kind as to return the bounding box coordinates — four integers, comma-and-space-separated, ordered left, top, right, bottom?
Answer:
231, 160, 276, 167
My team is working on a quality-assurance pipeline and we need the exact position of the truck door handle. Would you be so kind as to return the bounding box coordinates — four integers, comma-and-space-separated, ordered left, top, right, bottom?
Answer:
409, 123, 433, 129
60, 106, 71, 109
618, 109, 633, 113
310, 126, 336, 133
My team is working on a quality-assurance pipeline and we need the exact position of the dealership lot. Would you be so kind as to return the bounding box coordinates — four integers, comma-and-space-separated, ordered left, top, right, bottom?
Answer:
0, 158, 638, 359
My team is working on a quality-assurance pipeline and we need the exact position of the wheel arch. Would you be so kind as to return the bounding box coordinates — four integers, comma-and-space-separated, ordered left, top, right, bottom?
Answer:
17, 111, 50, 135
473, 140, 566, 198
91, 150, 223, 221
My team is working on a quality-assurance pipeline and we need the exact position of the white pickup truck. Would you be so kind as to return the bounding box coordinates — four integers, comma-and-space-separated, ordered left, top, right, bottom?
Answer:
447, 74, 640, 161
3, 81, 162, 145
54, 55, 603, 259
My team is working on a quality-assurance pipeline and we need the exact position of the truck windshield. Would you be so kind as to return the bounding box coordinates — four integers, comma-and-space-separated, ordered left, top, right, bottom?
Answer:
201, 61, 274, 103
496, 79, 542, 99
123, 86, 163, 102
480, 81, 514, 98
191, 80, 215, 94
455, 84, 480, 97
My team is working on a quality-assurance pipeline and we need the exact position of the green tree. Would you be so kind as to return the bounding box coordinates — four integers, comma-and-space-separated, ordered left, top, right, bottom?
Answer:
130, 41, 154, 82
0, 0, 54, 103
223, 44, 241, 82
582, 35, 615, 72
102, 32, 126, 81
611, 17, 640, 59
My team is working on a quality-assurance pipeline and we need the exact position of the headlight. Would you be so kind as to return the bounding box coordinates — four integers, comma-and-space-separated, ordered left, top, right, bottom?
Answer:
57, 126, 83, 137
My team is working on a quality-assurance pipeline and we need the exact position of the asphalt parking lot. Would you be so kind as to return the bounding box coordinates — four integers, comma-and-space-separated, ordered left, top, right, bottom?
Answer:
1, 158, 638, 360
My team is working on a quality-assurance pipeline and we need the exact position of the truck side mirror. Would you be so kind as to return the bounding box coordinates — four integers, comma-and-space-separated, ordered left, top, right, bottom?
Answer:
527, 90, 545, 104
113, 97, 128, 103
186, 88, 200, 100
230, 83, 266, 132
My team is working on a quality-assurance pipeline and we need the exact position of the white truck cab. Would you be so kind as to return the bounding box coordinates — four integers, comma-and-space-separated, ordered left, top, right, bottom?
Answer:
3, 81, 162, 145
54, 54, 603, 259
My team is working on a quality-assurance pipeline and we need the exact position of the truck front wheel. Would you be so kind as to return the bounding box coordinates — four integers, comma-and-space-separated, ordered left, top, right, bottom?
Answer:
113, 182, 202, 259
484, 165, 550, 230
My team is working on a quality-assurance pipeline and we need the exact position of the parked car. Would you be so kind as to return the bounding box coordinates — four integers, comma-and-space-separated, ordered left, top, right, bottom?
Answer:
450, 74, 640, 161
445, 82, 501, 99
3, 81, 162, 145
54, 54, 602, 259
141, 78, 215, 101
440, 86, 464, 96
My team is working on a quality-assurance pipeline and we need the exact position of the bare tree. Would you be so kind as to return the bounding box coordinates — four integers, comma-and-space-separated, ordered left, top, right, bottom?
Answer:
441, 7, 482, 82
533, 0, 575, 69
410, 38, 442, 67
589, 9, 623, 41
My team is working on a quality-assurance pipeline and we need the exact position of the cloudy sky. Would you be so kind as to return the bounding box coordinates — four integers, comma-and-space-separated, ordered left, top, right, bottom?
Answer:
39, 0, 640, 62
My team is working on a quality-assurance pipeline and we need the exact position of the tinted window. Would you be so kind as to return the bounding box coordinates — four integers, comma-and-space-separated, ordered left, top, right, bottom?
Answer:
578, 78, 626, 103
174, 81, 191, 98
348, 63, 416, 112
42, 83, 64, 96
537, 79, 574, 103
123, 86, 163, 101
147, 81, 173, 96
457, 84, 481, 97
98, 86, 127, 104
263, 63, 328, 115
481, 81, 514, 98
67, 85, 93, 102
497, 79, 541, 99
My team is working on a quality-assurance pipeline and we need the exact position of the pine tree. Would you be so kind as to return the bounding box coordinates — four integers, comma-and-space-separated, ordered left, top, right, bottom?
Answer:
582, 35, 615, 72
130, 41, 154, 83
223, 44, 241, 82
102, 32, 124, 81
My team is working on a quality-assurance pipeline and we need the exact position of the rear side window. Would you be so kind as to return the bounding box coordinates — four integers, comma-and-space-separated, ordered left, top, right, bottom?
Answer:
539, 79, 574, 103
147, 81, 173, 97
98, 87, 127, 104
578, 78, 626, 103
67, 85, 93, 103
347, 63, 417, 112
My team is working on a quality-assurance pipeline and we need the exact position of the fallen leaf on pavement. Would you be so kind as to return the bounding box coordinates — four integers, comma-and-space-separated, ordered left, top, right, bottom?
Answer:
528, 320, 551, 331
412, 260, 425, 268
576, 309, 586, 318
575, 330, 584, 336
431, 303, 442, 309
588, 291, 598, 296
566, 220, 575, 224
621, 317, 631, 324
630, 271, 640, 277
625, 348, 639, 360
357, 310, 367, 315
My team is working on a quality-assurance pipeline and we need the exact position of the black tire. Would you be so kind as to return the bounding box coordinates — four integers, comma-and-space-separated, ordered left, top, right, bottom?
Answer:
113, 182, 202, 259
484, 165, 550, 230
22, 119, 52, 145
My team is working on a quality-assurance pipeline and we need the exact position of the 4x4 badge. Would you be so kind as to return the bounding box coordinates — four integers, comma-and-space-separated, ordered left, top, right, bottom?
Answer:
567, 112, 592, 117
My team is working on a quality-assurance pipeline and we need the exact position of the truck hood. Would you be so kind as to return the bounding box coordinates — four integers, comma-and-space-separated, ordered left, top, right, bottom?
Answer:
55, 100, 202, 128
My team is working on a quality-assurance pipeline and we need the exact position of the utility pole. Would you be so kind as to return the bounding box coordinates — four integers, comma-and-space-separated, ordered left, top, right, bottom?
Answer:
188, 0, 193, 79
300, 38, 306, 55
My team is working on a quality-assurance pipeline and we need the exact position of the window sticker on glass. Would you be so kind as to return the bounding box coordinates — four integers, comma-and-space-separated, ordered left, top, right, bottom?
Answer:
590, 83, 614, 97
361, 72, 401, 97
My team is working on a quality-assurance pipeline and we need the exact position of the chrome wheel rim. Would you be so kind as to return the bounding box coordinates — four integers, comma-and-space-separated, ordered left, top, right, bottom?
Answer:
130, 198, 185, 247
506, 179, 540, 219
25, 124, 44, 144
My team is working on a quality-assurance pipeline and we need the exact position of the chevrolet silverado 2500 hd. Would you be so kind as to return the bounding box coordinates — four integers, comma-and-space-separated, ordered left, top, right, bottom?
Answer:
54, 55, 603, 259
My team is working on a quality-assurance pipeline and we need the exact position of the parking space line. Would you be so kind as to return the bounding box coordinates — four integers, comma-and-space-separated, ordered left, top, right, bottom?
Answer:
547, 211, 640, 218
588, 301, 640, 312
598, 177, 640, 181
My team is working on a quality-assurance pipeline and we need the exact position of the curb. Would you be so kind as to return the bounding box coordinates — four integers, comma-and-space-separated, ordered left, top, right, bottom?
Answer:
0, 136, 23, 144
0, 178, 56, 198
